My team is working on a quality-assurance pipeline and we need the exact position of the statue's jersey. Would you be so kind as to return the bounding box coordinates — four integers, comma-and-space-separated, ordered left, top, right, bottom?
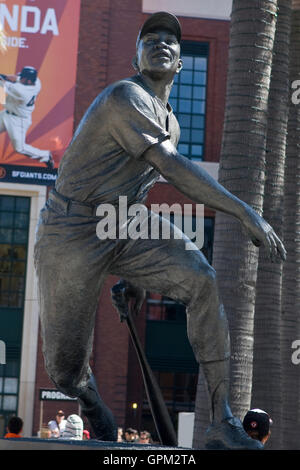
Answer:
55, 74, 180, 206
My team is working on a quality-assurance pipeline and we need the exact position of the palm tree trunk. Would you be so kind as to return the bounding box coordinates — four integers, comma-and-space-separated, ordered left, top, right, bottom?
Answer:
194, 3, 278, 446
251, 0, 292, 450
209, 0, 277, 420
280, 0, 300, 450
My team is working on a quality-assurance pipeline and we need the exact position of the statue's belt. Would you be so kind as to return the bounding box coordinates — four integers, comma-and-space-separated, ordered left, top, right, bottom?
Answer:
48, 189, 99, 217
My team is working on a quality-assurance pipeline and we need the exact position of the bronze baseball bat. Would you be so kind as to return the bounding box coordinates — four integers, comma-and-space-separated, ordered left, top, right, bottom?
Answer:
125, 305, 177, 447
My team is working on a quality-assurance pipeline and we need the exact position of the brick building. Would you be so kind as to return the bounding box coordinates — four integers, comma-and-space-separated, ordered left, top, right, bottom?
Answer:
0, 0, 232, 438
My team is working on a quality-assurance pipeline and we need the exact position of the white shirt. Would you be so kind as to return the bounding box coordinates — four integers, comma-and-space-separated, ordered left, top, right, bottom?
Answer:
0, 77, 41, 119
48, 418, 67, 438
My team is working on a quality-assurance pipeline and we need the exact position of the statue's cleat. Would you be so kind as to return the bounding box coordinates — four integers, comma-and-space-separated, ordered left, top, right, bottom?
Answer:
205, 417, 264, 450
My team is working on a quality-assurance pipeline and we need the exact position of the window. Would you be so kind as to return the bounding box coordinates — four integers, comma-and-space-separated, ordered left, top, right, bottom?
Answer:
146, 296, 185, 322
0, 361, 20, 435
0, 196, 30, 308
0, 195, 30, 431
141, 371, 198, 439
169, 41, 209, 161
0, 363, 19, 412
153, 371, 197, 410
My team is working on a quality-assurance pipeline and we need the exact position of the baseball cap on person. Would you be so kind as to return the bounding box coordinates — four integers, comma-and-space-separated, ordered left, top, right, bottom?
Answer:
137, 11, 182, 46
243, 409, 272, 440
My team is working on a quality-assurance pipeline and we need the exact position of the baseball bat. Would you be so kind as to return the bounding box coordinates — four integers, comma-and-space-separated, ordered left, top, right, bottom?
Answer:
125, 305, 178, 447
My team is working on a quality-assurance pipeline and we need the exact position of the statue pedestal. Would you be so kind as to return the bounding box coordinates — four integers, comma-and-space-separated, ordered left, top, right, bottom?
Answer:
0, 437, 185, 451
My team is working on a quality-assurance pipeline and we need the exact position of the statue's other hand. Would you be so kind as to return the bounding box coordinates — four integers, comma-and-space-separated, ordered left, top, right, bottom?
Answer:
111, 279, 145, 322
242, 206, 287, 262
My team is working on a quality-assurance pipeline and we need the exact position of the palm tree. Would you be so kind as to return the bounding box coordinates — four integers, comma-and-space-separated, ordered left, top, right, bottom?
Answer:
280, 0, 300, 450
193, 2, 278, 448
251, 0, 292, 450
211, 0, 278, 421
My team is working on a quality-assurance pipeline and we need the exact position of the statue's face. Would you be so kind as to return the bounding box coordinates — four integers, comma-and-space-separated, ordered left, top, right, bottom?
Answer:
136, 28, 182, 77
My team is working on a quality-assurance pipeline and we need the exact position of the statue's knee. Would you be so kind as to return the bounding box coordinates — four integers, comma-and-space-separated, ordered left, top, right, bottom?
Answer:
58, 380, 79, 398
48, 369, 80, 398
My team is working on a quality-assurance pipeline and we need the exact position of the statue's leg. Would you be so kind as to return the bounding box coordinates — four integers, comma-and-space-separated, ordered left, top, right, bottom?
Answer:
109, 211, 263, 449
34, 208, 117, 441
77, 372, 117, 441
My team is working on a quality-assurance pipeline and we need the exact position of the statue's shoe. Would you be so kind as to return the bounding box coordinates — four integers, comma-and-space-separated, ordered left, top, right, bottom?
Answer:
205, 417, 264, 450
78, 375, 117, 441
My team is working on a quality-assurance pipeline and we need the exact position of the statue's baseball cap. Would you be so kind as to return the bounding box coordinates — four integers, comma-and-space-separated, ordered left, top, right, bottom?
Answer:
137, 11, 182, 46
243, 409, 273, 439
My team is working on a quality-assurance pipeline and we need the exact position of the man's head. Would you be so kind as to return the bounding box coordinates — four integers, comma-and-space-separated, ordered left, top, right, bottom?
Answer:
124, 427, 138, 441
19, 66, 37, 85
7, 416, 23, 435
137, 11, 181, 46
139, 430, 151, 443
133, 12, 182, 78
56, 410, 65, 422
243, 409, 272, 444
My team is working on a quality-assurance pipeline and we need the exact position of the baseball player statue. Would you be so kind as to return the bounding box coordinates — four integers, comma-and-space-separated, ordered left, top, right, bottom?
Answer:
0, 66, 54, 169
34, 12, 286, 449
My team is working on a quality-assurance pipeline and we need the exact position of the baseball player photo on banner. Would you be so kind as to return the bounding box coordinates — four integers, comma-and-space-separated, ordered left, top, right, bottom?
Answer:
0, 0, 81, 185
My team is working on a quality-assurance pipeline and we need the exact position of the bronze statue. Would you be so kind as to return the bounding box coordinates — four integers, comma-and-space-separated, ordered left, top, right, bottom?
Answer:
34, 12, 286, 449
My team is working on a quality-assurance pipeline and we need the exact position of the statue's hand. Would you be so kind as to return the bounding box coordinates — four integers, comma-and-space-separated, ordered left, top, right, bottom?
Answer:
111, 279, 146, 322
241, 206, 287, 262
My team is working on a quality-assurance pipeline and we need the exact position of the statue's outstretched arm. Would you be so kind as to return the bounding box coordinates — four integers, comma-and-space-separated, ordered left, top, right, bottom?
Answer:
143, 139, 286, 262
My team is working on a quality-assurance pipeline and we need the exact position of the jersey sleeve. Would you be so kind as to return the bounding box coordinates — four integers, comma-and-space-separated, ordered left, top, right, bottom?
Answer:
107, 81, 170, 159
4, 82, 24, 103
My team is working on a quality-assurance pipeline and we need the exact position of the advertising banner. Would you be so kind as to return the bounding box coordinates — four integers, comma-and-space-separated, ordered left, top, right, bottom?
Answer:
0, 0, 81, 185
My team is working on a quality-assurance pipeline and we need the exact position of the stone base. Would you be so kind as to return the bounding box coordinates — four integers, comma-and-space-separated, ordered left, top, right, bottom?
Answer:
0, 437, 186, 451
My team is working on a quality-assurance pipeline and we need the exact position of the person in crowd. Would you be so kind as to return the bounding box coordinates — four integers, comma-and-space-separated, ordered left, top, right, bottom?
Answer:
124, 427, 139, 443
117, 427, 124, 442
48, 410, 67, 438
83, 429, 90, 440
4, 416, 23, 438
138, 430, 152, 444
243, 409, 272, 445
60, 414, 83, 440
